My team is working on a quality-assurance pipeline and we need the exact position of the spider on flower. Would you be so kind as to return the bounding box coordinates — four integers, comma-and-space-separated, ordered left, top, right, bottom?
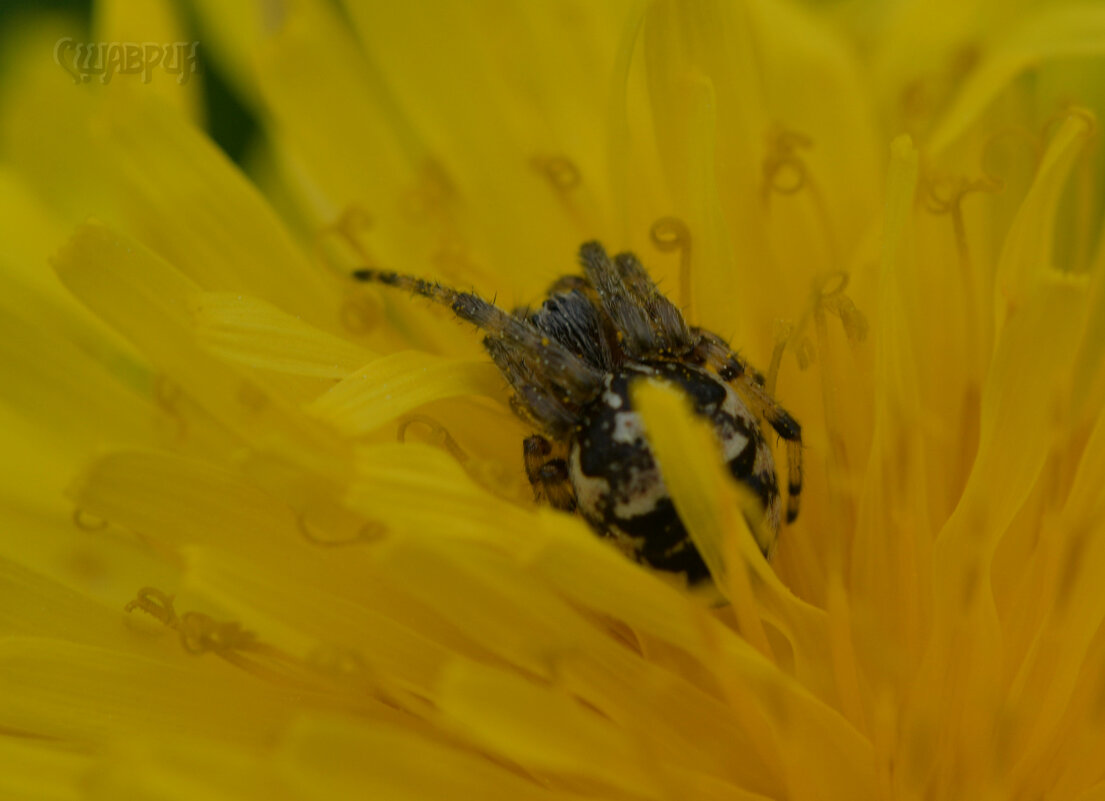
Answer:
354, 242, 802, 587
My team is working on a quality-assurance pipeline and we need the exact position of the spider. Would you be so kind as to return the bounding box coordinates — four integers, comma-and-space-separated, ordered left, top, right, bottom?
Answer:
353, 242, 801, 587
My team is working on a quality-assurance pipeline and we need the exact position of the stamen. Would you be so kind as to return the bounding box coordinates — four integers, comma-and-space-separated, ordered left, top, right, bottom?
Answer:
125, 587, 258, 656
401, 159, 456, 221
761, 129, 812, 199
922, 169, 1001, 492
340, 292, 382, 336
72, 507, 108, 531
178, 612, 257, 655
153, 375, 187, 440
795, 336, 816, 370
431, 231, 481, 284
297, 505, 387, 547
308, 645, 369, 676
397, 414, 469, 462
314, 204, 374, 266
530, 154, 581, 192
761, 128, 841, 267
124, 587, 377, 698
775, 270, 867, 384
766, 321, 794, 395
398, 413, 524, 501
979, 127, 1038, 189
650, 216, 693, 314
124, 586, 178, 626
816, 272, 869, 344
898, 43, 981, 135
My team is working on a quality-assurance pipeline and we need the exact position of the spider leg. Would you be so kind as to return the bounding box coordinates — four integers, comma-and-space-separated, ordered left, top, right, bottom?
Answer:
523, 435, 577, 512
693, 329, 803, 523
353, 268, 604, 434
578, 242, 692, 359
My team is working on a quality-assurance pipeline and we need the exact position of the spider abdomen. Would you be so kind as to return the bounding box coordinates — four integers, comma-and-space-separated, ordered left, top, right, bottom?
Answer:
568, 361, 781, 586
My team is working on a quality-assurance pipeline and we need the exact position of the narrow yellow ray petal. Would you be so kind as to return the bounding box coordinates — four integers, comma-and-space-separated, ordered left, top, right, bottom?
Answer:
0, 557, 158, 649
711, 636, 877, 801
184, 0, 265, 104
53, 223, 346, 477
68, 450, 502, 676
1072, 254, 1105, 417
0, 637, 294, 745
642, 0, 879, 337
0, 302, 161, 508
280, 714, 563, 800
641, 14, 741, 335
93, 0, 202, 121
251, 0, 434, 273
525, 510, 719, 658
992, 415, 1105, 783
851, 135, 931, 692
70, 449, 300, 556
87, 738, 300, 801
368, 534, 780, 791
914, 273, 1089, 791
630, 380, 846, 713
1073, 784, 1105, 801
192, 291, 373, 378
995, 109, 1096, 326
72, 94, 337, 331
308, 352, 504, 436
0, 735, 91, 801
0, 168, 79, 300
342, 0, 611, 291
631, 378, 768, 639
436, 660, 661, 798
663, 768, 775, 801
349, 442, 531, 543
929, 6, 1105, 154
369, 535, 630, 683
949, 276, 1088, 558
181, 544, 454, 700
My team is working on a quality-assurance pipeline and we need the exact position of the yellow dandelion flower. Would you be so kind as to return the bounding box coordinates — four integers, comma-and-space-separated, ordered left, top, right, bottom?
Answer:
2, 1, 1105, 799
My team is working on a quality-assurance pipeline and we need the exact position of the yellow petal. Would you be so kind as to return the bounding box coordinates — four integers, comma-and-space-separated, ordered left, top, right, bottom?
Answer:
53, 222, 346, 476
93, 0, 202, 121
191, 291, 373, 379
340, 0, 615, 291
87, 737, 297, 801
0, 734, 91, 801
280, 714, 561, 800
850, 135, 931, 690
994, 109, 1096, 324
0, 637, 293, 745
308, 351, 504, 436
630, 378, 842, 708
436, 660, 660, 797
928, 5, 1105, 154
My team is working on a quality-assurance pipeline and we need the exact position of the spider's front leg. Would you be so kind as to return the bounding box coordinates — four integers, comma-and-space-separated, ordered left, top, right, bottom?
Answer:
692, 330, 804, 523
523, 435, 577, 512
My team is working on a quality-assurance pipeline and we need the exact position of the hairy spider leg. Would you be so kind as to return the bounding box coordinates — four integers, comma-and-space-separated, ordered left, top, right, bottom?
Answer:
523, 435, 577, 512
693, 329, 803, 523
578, 241, 693, 359
353, 268, 604, 435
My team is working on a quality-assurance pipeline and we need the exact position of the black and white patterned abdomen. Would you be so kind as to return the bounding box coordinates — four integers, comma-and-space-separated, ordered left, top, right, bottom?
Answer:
568, 361, 780, 586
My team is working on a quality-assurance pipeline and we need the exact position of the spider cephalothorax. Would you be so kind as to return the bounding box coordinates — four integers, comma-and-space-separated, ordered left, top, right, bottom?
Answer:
354, 242, 802, 587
